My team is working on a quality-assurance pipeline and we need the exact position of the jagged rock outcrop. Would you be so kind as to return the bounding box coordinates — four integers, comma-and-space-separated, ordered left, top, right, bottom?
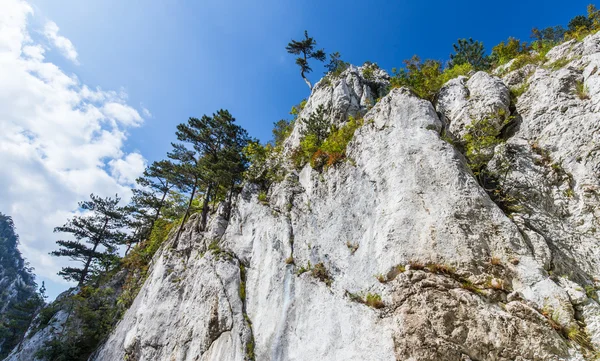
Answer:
8, 32, 600, 361
0, 213, 42, 359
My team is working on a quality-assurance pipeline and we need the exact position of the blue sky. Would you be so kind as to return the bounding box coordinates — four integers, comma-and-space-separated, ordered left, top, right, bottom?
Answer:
31, 0, 593, 153
3, 0, 594, 300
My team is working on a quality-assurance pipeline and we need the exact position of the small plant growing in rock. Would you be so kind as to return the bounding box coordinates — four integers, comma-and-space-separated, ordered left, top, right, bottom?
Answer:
509, 83, 529, 100
585, 285, 599, 301
547, 57, 571, 71
346, 241, 359, 255
258, 191, 268, 205
285, 256, 295, 265
311, 262, 332, 286
296, 261, 312, 275
408, 260, 426, 270
575, 81, 590, 100
565, 325, 593, 350
460, 279, 485, 295
375, 273, 386, 283
386, 265, 406, 281
426, 263, 456, 275
365, 293, 385, 309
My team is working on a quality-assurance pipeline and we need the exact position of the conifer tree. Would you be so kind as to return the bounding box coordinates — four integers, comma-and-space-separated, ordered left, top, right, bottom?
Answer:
301, 104, 329, 145
169, 110, 250, 246
50, 194, 127, 285
449, 38, 491, 70
125, 160, 177, 252
286, 30, 326, 90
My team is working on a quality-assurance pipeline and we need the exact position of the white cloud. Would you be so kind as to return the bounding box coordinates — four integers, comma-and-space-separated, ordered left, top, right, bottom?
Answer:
0, 0, 148, 297
103, 102, 143, 126
109, 153, 147, 185
43, 20, 78, 64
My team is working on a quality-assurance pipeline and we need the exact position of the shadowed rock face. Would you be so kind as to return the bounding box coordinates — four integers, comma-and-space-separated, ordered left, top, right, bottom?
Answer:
9, 32, 600, 361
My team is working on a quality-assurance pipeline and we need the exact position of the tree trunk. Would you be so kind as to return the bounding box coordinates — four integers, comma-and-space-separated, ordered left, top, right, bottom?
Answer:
152, 188, 169, 228
79, 216, 109, 286
80, 239, 100, 286
200, 183, 213, 231
173, 182, 197, 248
301, 72, 313, 90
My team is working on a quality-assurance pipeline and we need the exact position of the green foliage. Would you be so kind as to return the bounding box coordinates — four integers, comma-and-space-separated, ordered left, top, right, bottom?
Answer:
490, 37, 530, 66
362, 63, 378, 80
286, 30, 326, 89
463, 113, 508, 176
118, 218, 175, 310
510, 82, 530, 101
390, 56, 443, 101
257, 191, 268, 204
531, 26, 567, 43
0, 213, 43, 358
440, 63, 473, 84
575, 80, 590, 100
290, 99, 307, 118
391, 57, 474, 101
51, 194, 128, 285
169, 109, 250, 241
325, 51, 349, 78
564, 5, 600, 41
36, 287, 120, 361
507, 52, 545, 73
271, 119, 295, 146
318, 116, 364, 167
365, 293, 384, 309
242, 141, 285, 189
311, 262, 332, 287
547, 57, 570, 71
301, 104, 329, 145
449, 38, 491, 70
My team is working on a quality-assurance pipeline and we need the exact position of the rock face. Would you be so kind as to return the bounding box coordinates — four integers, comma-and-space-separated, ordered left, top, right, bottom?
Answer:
9, 33, 600, 361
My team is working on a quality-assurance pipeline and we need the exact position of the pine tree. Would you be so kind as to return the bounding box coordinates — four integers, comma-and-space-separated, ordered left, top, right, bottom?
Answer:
286, 30, 326, 90
169, 110, 250, 246
51, 194, 128, 285
301, 104, 329, 145
449, 38, 491, 71
125, 160, 177, 253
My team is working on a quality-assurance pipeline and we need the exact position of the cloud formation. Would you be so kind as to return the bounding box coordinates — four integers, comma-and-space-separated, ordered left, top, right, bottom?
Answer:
0, 0, 147, 297
43, 20, 79, 64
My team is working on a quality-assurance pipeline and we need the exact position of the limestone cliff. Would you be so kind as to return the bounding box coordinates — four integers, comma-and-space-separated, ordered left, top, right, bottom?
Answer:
7, 32, 600, 361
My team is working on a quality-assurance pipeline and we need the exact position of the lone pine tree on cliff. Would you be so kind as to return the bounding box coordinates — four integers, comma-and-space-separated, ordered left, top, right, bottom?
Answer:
286, 30, 326, 90
51, 194, 128, 286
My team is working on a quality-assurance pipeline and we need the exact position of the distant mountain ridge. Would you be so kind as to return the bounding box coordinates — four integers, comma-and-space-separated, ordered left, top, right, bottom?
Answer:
0, 213, 43, 359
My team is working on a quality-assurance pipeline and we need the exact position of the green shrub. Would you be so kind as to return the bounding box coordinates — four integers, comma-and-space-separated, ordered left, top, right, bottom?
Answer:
257, 191, 268, 204
318, 116, 363, 167
575, 81, 590, 100
290, 99, 307, 118
507, 53, 545, 72
546, 57, 570, 71
491, 37, 530, 66
36, 287, 120, 361
311, 262, 332, 286
510, 83, 529, 101
440, 63, 473, 84
390, 56, 443, 101
463, 113, 508, 176
243, 141, 285, 188
362, 65, 375, 80
365, 293, 384, 309
271, 119, 295, 146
